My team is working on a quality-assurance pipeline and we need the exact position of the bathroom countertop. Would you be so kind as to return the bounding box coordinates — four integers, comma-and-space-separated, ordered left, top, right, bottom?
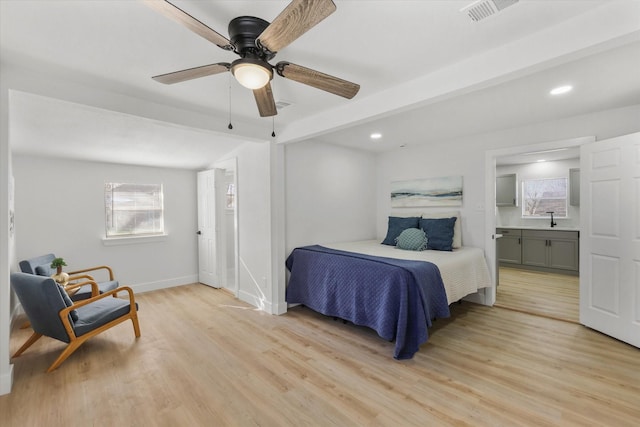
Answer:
496, 225, 580, 231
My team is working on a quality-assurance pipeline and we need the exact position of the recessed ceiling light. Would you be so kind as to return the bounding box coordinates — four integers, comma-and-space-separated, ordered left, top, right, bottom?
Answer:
370, 133, 382, 140
550, 85, 573, 96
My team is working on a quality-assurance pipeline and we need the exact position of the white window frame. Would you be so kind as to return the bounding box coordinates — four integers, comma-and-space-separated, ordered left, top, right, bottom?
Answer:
104, 183, 165, 240
521, 177, 568, 219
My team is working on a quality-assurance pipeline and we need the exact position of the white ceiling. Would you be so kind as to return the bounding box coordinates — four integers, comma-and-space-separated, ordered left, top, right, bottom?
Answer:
2, 0, 640, 169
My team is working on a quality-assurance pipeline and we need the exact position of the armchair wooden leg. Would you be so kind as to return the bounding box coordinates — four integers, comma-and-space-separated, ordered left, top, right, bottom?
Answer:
13, 332, 43, 358
46, 340, 85, 373
131, 314, 141, 338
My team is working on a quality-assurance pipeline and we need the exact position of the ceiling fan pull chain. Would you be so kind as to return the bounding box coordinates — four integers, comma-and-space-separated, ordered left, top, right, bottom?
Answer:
227, 75, 233, 130
271, 117, 276, 138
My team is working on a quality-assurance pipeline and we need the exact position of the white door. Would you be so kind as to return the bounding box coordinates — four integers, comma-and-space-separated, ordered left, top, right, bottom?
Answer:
197, 169, 219, 287
580, 132, 640, 348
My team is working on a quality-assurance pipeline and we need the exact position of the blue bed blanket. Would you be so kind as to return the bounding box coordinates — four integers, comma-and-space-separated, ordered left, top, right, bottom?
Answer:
285, 245, 450, 359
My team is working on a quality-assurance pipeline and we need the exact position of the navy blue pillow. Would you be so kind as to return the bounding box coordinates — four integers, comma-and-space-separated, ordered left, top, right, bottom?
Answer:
382, 216, 420, 246
35, 265, 52, 276
420, 217, 457, 251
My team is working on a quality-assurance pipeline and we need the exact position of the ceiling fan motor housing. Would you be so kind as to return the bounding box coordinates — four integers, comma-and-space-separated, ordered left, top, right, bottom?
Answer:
228, 16, 274, 60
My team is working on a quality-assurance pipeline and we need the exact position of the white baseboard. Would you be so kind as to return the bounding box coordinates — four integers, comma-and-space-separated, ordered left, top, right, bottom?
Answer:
0, 365, 13, 396
129, 275, 198, 294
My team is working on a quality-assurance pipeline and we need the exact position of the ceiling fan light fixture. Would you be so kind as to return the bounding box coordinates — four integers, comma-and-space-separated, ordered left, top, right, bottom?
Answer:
231, 58, 273, 90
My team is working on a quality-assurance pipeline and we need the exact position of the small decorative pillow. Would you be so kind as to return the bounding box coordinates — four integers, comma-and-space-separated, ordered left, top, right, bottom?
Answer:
35, 265, 52, 276
57, 283, 79, 322
395, 228, 428, 251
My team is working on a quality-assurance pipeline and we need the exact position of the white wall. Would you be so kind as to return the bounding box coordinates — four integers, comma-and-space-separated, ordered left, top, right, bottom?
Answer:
497, 158, 580, 229
13, 155, 198, 291
376, 105, 640, 249
285, 140, 377, 253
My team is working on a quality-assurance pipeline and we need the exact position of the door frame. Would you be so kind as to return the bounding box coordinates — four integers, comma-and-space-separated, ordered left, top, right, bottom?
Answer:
483, 136, 595, 305
214, 157, 239, 297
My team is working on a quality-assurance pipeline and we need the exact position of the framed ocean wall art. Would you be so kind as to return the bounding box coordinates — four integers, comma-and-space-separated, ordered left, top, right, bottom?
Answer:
390, 176, 463, 207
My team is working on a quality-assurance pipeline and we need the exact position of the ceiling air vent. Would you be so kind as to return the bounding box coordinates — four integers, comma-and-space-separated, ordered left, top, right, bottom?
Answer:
275, 100, 292, 110
461, 0, 519, 22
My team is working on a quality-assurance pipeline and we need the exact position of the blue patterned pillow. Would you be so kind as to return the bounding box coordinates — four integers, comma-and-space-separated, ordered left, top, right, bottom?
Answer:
381, 216, 420, 246
395, 228, 428, 251
420, 217, 457, 251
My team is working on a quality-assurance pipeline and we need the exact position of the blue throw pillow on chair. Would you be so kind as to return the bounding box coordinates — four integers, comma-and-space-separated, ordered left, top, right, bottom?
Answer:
35, 265, 53, 276
56, 284, 79, 322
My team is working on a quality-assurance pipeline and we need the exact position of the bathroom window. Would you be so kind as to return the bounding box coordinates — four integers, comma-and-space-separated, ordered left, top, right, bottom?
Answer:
521, 177, 567, 218
105, 183, 164, 237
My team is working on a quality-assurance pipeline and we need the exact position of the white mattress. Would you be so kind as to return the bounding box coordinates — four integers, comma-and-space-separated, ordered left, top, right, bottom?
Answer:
323, 240, 491, 304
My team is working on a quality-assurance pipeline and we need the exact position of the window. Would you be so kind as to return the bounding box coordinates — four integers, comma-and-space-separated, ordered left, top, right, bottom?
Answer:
105, 183, 164, 237
521, 177, 568, 218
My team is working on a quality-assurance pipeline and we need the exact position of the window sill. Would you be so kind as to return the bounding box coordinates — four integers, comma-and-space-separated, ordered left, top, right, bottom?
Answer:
102, 234, 168, 246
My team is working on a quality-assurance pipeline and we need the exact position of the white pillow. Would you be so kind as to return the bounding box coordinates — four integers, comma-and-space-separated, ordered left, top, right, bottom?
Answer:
421, 211, 461, 248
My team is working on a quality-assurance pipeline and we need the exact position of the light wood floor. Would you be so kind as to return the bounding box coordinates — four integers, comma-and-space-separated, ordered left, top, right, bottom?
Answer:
495, 267, 579, 323
2, 284, 638, 426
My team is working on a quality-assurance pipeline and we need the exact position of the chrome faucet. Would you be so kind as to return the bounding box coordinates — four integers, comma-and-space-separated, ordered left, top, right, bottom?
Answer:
547, 211, 557, 228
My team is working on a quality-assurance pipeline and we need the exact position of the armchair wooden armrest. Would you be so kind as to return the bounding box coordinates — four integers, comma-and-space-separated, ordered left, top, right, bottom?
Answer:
67, 273, 95, 282
68, 265, 114, 281
64, 280, 100, 299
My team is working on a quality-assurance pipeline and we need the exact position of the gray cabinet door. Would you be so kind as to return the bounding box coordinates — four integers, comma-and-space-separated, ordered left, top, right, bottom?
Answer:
496, 174, 517, 206
548, 238, 579, 270
497, 236, 522, 264
522, 237, 548, 267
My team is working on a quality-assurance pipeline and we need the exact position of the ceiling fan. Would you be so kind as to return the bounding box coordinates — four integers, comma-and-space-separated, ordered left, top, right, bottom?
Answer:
144, 0, 360, 117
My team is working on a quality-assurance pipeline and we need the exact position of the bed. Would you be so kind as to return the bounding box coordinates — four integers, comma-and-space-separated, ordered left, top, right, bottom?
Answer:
285, 236, 491, 360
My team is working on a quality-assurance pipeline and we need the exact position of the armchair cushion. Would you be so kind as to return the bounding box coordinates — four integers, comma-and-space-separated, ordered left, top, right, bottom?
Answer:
74, 297, 138, 337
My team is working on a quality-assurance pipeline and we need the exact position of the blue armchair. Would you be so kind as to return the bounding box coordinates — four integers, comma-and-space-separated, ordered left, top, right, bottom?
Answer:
10, 272, 141, 372
19, 254, 119, 300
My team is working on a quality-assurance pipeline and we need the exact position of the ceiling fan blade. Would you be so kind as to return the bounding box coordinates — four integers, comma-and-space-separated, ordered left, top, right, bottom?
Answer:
152, 63, 230, 84
253, 83, 278, 117
143, 0, 233, 51
276, 62, 360, 99
257, 0, 336, 53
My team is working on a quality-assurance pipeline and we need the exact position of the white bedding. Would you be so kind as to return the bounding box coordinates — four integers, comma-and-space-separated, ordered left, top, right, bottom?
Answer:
323, 240, 491, 304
